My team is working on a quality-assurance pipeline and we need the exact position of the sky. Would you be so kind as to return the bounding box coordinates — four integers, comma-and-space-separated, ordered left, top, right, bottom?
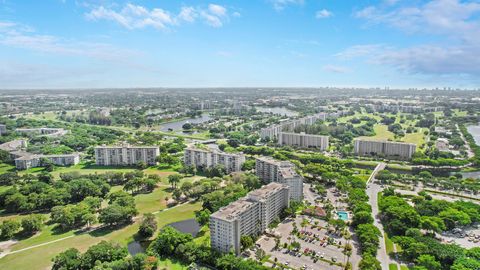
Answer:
0, 0, 480, 89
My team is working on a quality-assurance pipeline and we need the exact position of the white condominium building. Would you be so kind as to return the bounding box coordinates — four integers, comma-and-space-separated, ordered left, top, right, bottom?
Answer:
16, 127, 68, 137
15, 153, 80, 170
94, 144, 160, 166
255, 156, 303, 201
210, 182, 290, 254
354, 139, 416, 160
278, 132, 329, 150
184, 147, 245, 173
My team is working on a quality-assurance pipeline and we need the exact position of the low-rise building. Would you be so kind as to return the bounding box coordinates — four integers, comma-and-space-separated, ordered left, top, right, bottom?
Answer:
436, 138, 450, 152
255, 156, 303, 201
94, 144, 160, 166
15, 153, 80, 170
354, 139, 416, 160
0, 139, 28, 152
210, 182, 290, 254
278, 132, 329, 150
184, 147, 245, 173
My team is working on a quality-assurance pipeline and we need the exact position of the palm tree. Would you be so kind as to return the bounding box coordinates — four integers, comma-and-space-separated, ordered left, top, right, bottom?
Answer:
168, 174, 181, 189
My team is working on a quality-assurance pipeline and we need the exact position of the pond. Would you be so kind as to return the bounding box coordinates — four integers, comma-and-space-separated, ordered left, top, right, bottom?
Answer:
159, 114, 212, 132
167, 218, 201, 237
467, 123, 480, 147
255, 106, 299, 117
460, 170, 480, 179
127, 241, 145, 256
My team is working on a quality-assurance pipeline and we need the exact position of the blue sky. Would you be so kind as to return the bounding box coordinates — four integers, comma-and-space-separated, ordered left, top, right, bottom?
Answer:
1, 0, 479, 89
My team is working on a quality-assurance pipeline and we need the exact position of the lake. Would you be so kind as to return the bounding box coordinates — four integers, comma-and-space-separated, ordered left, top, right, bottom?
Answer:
460, 170, 480, 179
467, 123, 480, 146
167, 218, 201, 237
255, 106, 299, 117
159, 114, 212, 132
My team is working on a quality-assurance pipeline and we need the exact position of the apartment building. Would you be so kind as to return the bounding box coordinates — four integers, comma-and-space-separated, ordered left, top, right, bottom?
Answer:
210, 182, 289, 254
183, 147, 245, 173
354, 139, 416, 160
255, 156, 303, 201
94, 144, 160, 166
259, 111, 342, 140
278, 132, 329, 150
15, 153, 80, 170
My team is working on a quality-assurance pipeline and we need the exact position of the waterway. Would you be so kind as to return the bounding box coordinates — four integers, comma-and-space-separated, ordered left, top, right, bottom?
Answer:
255, 106, 299, 117
467, 123, 480, 146
159, 114, 212, 132
167, 218, 201, 237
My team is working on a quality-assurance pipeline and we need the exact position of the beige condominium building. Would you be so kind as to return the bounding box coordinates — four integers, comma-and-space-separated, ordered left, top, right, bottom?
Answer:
184, 146, 245, 173
15, 153, 80, 170
255, 156, 303, 201
278, 132, 329, 150
210, 182, 290, 254
354, 139, 416, 160
94, 144, 160, 166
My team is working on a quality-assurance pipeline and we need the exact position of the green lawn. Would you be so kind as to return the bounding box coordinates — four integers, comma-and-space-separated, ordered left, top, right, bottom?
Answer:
389, 264, 399, 270
49, 163, 139, 179
0, 202, 201, 270
0, 163, 15, 174
360, 124, 395, 141
400, 265, 409, 270
385, 233, 395, 254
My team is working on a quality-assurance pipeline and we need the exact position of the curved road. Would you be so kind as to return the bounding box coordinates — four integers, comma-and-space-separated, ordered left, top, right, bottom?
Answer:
366, 162, 390, 270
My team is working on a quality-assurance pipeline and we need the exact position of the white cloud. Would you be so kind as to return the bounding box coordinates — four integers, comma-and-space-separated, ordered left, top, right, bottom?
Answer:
85, 3, 232, 30
208, 4, 227, 17
270, 0, 304, 11
316, 9, 333, 19
0, 20, 138, 62
350, 0, 480, 78
178, 7, 197, 23
323, 65, 350, 73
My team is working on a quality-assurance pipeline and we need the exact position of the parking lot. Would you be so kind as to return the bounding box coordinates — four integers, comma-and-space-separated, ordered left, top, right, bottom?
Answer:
255, 214, 361, 270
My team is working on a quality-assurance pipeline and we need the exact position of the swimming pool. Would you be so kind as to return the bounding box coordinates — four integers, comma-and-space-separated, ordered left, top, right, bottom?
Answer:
337, 211, 349, 221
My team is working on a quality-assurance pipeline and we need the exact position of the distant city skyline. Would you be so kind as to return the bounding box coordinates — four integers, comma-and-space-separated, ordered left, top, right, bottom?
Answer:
1, 0, 479, 89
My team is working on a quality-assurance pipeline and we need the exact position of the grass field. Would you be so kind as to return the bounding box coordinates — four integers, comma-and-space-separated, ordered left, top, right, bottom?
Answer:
48, 163, 138, 179
389, 264, 399, 270
385, 233, 395, 254
360, 124, 395, 141
0, 202, 201, 269
0, 163, 15, 174
400, 265, 409, 270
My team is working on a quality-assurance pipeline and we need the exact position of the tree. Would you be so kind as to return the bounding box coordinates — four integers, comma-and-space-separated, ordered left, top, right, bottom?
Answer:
0, 219, 20, 239
80, 241, 128, 269
416, 254, 441, 270
168, 174, 182, 189
195, 209, 211, 226
180, 181, 193, 197
439, 208, 471, 230
241, 235, 254, 251
138, 213, 157, 238
148, 226, 193, 257
21, 214, 45, 235
352, 211, 373, 227
51, 248, 81, 270
359, 253, 381, 270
